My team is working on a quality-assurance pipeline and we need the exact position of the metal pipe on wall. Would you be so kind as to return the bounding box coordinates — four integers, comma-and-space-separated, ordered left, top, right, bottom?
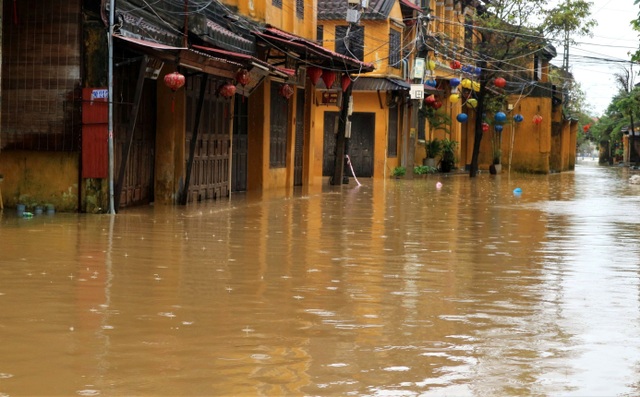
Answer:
107, 0, 116, 214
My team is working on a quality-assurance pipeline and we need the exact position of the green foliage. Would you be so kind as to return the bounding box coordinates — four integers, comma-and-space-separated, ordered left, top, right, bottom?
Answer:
414, 165, 437, 175
392, 166, 406, 177
542, 0, 597, 45
420, 108, 451, 141
441, 138, 458, 162
424, 138, 442, 158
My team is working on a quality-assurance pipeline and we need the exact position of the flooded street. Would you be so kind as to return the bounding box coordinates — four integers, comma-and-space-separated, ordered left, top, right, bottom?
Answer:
2, 162, 640, 396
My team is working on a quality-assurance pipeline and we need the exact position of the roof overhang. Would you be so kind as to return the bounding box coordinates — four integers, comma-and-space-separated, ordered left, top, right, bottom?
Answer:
254, 26, 375, 73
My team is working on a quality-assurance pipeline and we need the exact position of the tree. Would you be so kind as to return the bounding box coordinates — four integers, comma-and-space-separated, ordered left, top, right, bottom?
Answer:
456, 0, 596, 177
542, 0, 596, 71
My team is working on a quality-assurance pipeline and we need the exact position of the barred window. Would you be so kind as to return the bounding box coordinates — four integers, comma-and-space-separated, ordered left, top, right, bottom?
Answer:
317, 25, 324, 45
296, 0, 304, 19
389, 29, 401, 69
388, 107, 399, 157
335, 25, 365, 61
270, 83, 289, 168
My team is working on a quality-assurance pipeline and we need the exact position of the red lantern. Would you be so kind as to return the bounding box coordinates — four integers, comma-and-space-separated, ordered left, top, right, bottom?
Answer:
164, 71, 185, 92
433, 100, 443, 109
219, 83, 236, 99
494, 77, 506, 88
450, 60, 462, 70
279, 83, 294, 99
307, 67, 323, 86
533, 114, 543, 125
235, 69, 250, 87
482, 122, 490, 132
425, 94, 436, 107
583, 124, 591, 133
341, 74, 351, 92
164, 71, 185, 112
321, 70, 336, 89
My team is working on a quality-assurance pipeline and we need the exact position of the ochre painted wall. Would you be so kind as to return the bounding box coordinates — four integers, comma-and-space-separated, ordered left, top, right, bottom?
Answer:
319, 16, 403, 79
313, 91, 398, 180
155, 65, 186, 205
503, 96, 553, 173
222, 0, 317, 40
0, 151, 79, 211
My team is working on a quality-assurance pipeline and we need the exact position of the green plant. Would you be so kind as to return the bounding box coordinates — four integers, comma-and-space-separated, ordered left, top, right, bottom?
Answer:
414, 165, 437, 175
422, 108, 451, 137
492, 128, 502, 164
392, 166, 406, 177
424, 138, 442, 159
440, 138, 458, 172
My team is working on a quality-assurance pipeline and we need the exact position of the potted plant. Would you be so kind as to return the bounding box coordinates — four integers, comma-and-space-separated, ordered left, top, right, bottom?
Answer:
490, 128, 503, 174
440, 138, 458, 173
392, 166, 406, 178
424, 138, 442, 168
421, 108, 451, 166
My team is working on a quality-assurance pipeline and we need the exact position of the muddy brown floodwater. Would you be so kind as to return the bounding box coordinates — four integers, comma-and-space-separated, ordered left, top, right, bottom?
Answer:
1, 162, 640, 396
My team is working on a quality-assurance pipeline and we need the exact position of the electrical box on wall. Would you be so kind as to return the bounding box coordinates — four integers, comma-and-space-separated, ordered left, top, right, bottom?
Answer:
346, 9, 360, 23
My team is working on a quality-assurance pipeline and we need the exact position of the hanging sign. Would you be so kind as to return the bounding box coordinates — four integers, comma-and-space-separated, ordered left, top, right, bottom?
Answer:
410, 84, 424, 100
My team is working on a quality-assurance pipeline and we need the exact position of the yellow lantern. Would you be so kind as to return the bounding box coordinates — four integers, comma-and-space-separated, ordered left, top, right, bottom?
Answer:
427, 59, 436, 71
449, 93, 460, 104
461, 78, 472, 89
467, 98, 477, 108
472, 81, 481, 92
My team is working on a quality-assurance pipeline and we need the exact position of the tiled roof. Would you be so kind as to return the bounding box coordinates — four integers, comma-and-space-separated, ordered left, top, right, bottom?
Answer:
318, 0, 396, 20
255, 26, 375, 73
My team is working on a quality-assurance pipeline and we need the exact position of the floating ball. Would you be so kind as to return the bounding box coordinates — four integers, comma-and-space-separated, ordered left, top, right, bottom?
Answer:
436, 182, 443, 189
513, 187, 522, 195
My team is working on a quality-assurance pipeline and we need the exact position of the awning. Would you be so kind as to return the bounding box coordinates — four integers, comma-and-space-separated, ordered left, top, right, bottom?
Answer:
114, 34, 243, 79
254, 26, 375, 73
314, 76, 441, 92
352, 77, 410, 91
399, 0, 423, 13
192, 44, 295, 78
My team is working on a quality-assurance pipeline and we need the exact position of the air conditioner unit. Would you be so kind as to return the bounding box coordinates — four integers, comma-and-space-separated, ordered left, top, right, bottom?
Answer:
346, 9, 360, 23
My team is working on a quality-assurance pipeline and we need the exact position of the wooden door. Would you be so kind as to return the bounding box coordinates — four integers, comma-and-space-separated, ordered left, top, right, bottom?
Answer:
232, 95, 248, 192
323, 112, 375, 177
114, 63, 156, 208
185, 75, 230, 202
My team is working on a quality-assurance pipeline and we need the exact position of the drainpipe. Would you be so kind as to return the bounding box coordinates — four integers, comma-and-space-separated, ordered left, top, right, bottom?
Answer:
107, 0, 116, 214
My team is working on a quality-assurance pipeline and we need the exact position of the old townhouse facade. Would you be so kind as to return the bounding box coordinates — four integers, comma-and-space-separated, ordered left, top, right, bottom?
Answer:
0, 0, 575, 213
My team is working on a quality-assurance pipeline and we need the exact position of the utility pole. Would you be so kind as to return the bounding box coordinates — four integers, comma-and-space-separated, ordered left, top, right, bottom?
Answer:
330, 0, 364, 185
406, 13, 428, 179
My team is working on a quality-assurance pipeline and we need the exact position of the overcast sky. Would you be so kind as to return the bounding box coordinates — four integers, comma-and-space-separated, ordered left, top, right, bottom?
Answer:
552, 0, 639, 116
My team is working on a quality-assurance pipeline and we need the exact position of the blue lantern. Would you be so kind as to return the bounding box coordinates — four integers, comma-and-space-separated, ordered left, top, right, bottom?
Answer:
513, 113, 524, 123
425, 79, 437, 88
494, 124, 503, 133
456, 113, 468, 123
495, 111, 507, 123
474, 67, 482, 75
450, 78, 460, 88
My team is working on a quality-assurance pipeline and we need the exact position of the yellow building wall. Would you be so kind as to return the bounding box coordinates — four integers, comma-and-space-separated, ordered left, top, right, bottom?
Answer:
503, 96, 552, 173
0, 151, 79, 211
222, 0, 317, 40
313, 91, 396, 180
318, 17, 403, 79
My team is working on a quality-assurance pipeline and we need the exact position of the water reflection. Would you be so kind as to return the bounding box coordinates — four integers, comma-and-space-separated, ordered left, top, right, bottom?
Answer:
1, 163, 639, 396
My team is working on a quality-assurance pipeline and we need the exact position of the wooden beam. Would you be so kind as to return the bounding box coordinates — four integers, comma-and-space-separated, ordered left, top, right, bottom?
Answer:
179, 73, 209, 205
